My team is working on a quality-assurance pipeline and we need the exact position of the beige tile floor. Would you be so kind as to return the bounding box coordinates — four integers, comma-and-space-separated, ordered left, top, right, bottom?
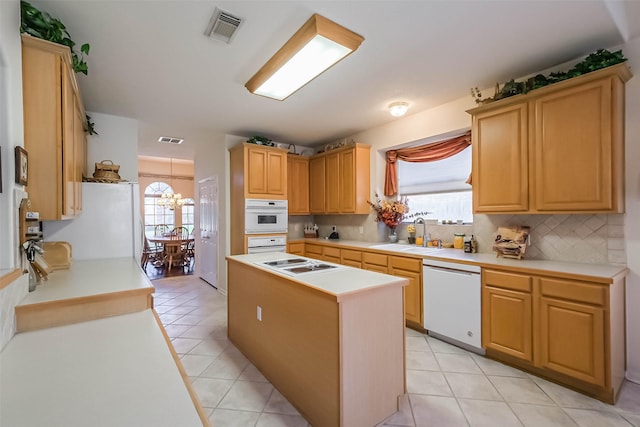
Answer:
153, 275, 640, 427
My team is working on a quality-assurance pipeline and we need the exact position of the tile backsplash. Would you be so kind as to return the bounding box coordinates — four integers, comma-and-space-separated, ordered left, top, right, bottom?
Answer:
473, 213, 626, 265
291, 212, 626, 266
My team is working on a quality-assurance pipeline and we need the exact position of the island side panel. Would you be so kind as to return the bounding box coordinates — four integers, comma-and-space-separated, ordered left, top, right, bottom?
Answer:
339, 284, 407, 426
227, 260, 340, 427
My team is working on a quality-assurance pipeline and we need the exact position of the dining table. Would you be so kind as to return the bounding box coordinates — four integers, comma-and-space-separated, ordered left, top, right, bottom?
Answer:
147, 235, 195, 271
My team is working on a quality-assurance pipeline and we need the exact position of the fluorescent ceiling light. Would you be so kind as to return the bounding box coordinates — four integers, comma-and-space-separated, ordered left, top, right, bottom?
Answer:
245, 14, 364, 101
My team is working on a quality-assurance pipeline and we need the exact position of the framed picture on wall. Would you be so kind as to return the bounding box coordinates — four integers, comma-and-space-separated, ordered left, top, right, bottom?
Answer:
15, 146, 28, 186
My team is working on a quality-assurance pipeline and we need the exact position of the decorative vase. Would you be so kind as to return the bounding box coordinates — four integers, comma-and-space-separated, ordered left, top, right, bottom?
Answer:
388, 228, 398, 243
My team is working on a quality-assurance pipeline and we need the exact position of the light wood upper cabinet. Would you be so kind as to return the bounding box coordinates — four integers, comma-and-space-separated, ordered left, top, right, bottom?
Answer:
73, 96, 86, 214
248, 146, 287, 198
468, 64, 631, 214
309, 156, 326, 214
532, 77, 622, 211
230, 143, 288, 200
471, 102, 529, 212
22, 35, 86, 221
308, 143, 371, 214
324, 152, 340, 213
287, 155, 309, 215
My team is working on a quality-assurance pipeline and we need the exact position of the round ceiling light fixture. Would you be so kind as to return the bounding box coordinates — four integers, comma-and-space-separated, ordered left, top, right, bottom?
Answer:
388, 101, 409, 117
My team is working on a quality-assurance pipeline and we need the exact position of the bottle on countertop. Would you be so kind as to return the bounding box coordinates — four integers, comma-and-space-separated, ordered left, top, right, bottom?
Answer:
463, 236, 472, 253
470, 235, 478, 253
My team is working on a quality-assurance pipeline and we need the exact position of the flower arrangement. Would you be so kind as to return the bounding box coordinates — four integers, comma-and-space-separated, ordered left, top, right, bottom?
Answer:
367, 194, 409, 230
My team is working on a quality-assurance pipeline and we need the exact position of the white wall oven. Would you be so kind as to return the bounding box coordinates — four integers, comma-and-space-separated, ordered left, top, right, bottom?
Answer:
247, 236, 286, 254
245, 199, 288, 234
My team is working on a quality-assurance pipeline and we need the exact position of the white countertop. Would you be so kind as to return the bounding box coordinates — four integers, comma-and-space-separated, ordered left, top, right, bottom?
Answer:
294, 239, 627, 283
0, 310, 202, 427
227, 252, 408, 299
21, 258, 154, 304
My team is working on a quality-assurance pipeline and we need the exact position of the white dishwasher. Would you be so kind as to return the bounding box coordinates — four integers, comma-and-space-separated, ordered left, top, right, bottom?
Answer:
423, 259, 483, 353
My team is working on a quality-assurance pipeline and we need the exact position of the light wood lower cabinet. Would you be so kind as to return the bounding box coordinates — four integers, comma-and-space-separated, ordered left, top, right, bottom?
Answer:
482, 270, 533, 362
340, 249, 362, 269
389, 256, 423, 327
362, 252, 388, 274
287, 242, 305, 255
482, 268, 625, 403
538, 276, 608, 387
322, 246, 341, 264
304, 243, 323, 260
539, 296, 605, 386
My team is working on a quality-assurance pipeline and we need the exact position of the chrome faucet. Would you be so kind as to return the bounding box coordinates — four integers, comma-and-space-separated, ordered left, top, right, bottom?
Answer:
414, 217, 427, 247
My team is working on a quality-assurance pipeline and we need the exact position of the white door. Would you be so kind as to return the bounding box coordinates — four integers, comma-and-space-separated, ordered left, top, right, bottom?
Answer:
198, 176, 218, 287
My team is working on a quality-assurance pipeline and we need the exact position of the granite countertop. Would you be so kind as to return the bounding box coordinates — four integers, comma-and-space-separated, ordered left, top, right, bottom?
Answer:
227, 252, 408, 300
289, 238, 627, 283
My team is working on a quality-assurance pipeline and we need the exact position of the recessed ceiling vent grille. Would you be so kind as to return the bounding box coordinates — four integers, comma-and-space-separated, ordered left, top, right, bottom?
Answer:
204, 8, 242, 43
158, 136, 184, 145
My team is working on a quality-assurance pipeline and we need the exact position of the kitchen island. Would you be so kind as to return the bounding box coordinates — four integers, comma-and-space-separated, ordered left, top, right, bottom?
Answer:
226, 252, 408, 427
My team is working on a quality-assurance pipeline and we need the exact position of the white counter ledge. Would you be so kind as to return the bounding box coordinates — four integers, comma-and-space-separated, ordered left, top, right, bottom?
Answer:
15, 258, 155, 332
0, 310, 205, 427
21, 258, 153, 304
227, 252, 407, 300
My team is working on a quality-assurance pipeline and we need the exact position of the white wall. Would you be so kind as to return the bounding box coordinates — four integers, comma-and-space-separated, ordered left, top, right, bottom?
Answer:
620, 36, 640, 383
195, 134, 227, 291
86, 112, 139, 182
0, 0, 29, 351
0, 0, 25, 271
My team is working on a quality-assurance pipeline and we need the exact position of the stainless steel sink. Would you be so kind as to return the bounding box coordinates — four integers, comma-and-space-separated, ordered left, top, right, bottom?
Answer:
401, 246, 443, 255
369, 244, 442, 255
369, 244, 414, 251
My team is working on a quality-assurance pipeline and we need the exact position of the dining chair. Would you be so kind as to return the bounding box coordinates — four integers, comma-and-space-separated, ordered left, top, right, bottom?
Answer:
184, 239, 195, 271
163, 231, 186, 272
171, 226, 189, 239
141, 236, 164, 269
154, 224, 170, 236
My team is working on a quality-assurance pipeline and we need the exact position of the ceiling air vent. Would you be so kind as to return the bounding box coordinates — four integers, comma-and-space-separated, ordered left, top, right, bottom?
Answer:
204, 8, 242, 43
158, 136, 184, 145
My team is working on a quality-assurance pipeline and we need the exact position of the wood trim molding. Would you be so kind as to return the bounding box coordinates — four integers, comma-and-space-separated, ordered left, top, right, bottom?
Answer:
15, 288, 153, 332
0, 269, 24, 291
152, 310, 211, 427
138, 173, 194, 181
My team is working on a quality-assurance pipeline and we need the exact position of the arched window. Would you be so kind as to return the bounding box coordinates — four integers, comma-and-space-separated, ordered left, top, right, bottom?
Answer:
181, 198, 195, 235
144, 182, 175, 236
